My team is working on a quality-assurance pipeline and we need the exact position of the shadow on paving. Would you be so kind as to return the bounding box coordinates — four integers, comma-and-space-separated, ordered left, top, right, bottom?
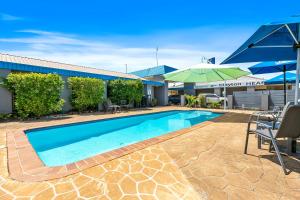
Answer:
21, 108, 154, 123
210, 112, 250, 124
261, 154, 300, 174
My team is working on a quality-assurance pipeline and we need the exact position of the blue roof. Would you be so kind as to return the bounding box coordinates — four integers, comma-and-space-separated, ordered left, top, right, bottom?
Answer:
265, 72, 299, 84
249, 60, 297, 75
130, 65, 177, 78
0, 53, 164, 86
143, 80, 164, 86
222, 15, 300, 64
0, 61, 117, 80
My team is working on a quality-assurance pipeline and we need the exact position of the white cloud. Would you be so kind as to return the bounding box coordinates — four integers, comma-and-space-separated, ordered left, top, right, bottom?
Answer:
0, 13, 23, 21
0, 27, 263, 74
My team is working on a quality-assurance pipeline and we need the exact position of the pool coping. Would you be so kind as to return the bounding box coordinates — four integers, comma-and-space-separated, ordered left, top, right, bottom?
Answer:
6, 110, 224, 182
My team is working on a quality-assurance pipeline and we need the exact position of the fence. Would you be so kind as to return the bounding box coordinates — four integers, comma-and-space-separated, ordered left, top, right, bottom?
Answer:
268, 90, 296, 108
232, 89, 300, 110
232, 91, 263, 110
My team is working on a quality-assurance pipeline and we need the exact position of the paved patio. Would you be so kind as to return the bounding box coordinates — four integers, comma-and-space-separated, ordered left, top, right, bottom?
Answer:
0, 107, 299, 199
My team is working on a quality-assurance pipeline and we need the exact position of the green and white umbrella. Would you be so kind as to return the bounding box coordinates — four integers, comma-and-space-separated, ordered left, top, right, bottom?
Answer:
164, 63, 249, 109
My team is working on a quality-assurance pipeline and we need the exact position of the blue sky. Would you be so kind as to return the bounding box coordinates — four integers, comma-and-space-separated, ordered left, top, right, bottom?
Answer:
0, 0, 299, 74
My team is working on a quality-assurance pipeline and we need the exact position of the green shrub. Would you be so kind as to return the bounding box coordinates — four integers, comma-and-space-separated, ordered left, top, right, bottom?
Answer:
150, 98, 158, 107
0, 113, 12, 120
210, 102, 221, 109
198, 94, 207, 108
108, 79, 143, 105
5, 73, 64, 118
185, 95, 197, 107
68, 77, 105, 112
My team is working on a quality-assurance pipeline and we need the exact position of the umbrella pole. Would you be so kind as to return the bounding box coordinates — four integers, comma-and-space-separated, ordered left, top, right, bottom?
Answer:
283, 65, 287, 105
290, 50, 299, 153
224, 81, 226, 110
296, 48, 300, 105
295, 24, 300, 105
289, 24, 300, 154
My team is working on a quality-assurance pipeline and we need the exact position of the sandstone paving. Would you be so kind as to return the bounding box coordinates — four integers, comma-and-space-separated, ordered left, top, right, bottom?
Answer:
0, 107, 299, 199
0, 144, 199, 199
160, 112, 300, 200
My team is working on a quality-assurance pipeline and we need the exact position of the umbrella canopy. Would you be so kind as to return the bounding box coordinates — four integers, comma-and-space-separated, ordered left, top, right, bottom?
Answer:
249, 60, 296, 74
164, 64, 249, 110
249, 60, 297, 104
221, 15, 300, 104
222, 16, 300, 64
164, 65, 249, 83
265, 72, 299, 84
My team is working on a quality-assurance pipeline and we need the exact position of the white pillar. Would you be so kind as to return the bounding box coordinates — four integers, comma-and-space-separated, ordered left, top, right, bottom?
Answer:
224, 80, 227, 110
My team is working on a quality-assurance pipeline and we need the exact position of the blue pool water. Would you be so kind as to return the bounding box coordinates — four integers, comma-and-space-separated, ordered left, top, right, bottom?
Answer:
26, 110, 221, 166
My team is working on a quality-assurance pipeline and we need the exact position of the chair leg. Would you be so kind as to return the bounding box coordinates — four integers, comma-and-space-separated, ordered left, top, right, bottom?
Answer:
247, 121, 251, 133
244, 130, 250, 154
270, 137, 288, 175
269, 142, 273, 152
258, 136, 262, 149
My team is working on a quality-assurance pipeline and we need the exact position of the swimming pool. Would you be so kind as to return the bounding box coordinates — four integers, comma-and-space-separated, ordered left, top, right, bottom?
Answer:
26, 110, 221, 166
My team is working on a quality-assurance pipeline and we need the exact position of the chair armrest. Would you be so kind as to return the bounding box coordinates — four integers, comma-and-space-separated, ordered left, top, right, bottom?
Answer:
248, 112, 275, 124
255, 121, 273, 129
253, 111, 274, 115
257, 113, 276, 121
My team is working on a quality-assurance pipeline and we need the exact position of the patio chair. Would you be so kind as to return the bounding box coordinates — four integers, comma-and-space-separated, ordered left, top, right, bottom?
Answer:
120, 100, 131, 111
244, 105, 300, 175
104, 99, 121, 113
246, 102, 294, 149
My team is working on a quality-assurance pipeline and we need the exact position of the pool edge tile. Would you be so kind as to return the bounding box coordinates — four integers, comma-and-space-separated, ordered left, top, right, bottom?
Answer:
6, 110, 224, 182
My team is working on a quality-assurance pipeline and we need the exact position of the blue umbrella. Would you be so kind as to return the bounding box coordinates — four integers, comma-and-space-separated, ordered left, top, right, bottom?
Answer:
249, 61, 296, 74
222, 15, 300, 104
249, 60, 297, 104
265, 72, 299, 84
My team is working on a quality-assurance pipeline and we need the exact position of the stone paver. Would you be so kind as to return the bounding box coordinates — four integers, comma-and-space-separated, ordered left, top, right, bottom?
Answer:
0, 144, 199, 199
161, 112, 300, 200
0, 107, 299, 199
0, 107, 200, 199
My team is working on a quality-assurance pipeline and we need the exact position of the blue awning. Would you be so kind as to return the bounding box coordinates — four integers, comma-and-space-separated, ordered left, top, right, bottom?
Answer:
265, 72, 299, 84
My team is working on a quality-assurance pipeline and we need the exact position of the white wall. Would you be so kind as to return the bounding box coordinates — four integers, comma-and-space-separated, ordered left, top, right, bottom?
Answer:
154, 82, 168, 106
144, 75, 169, 106
0, 69, 12, 114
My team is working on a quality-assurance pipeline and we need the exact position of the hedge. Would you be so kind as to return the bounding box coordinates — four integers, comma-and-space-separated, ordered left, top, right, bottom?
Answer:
5, 73, 64, 118
108, 79, 143, 105
68, 77, 105, 112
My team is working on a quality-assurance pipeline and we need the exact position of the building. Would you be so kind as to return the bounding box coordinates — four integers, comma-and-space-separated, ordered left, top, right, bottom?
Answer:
169, 76, 266, 96
130, 65, 177, 106
0, 53, 165, 114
